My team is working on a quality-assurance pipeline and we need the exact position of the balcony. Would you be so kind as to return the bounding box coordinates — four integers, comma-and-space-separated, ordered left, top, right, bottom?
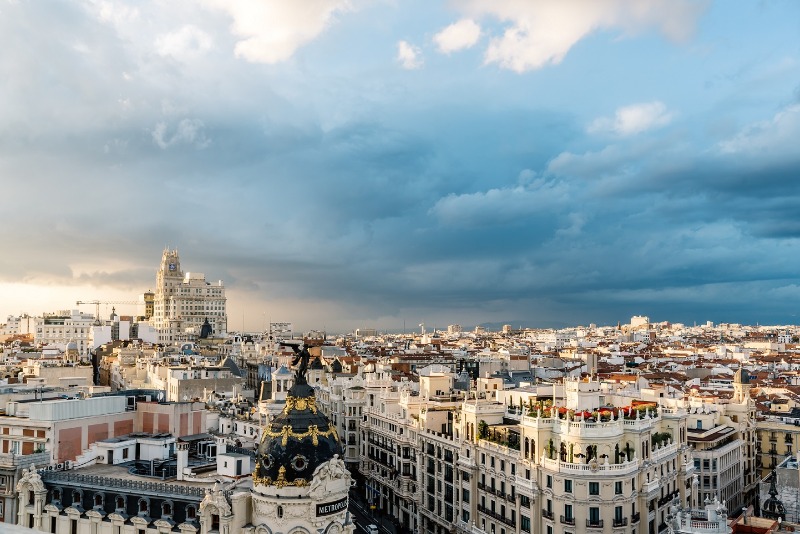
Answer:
456, 520, 486, 534
613, 518, 628, 527
632, 512, 641, 524
542, 509, 554, 520
477, 505, 516, 528
0, 450, 51, 469
514, 476, 537, 494
586, 519, 604, 529
540, 456, 639, 476
658, 490, 680, 507
560, 516, 575, 526
643, 478, 660, 498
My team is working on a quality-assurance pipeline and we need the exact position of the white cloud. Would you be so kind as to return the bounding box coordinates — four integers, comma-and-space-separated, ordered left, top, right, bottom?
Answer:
588, 101, 673, 136
396, 40, 423, 70
206, 0, 353, 64
430, 177, 569, 226
433, 19, 481, 54
458, 0, 708, 72
718, 104, 800, 156
155, 25, 213, 60
152, 118, 210, 149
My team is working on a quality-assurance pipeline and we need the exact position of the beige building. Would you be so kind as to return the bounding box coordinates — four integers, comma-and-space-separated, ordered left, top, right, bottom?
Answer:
151, 249, 227, 342
354, 365, 757, 534
34, 311, 94, 358
458, 378, 694, 534
755, 417, 800, 480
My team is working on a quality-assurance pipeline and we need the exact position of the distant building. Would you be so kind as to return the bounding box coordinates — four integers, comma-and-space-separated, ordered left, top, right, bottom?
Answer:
34, 311, 94, 358
151, 249, 227, 342
356, 328, 378, 337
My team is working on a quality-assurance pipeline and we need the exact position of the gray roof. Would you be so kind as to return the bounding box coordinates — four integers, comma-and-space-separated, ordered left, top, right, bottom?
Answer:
220, 357, 242, 377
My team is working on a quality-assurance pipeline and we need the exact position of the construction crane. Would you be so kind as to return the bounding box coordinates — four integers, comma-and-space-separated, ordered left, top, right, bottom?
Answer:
76, 300, 141, 321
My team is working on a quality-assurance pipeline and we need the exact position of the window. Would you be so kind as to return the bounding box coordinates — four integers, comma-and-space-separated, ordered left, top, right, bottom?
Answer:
589, 482, 599, 495
589, 507, 600, 522
564, 504, 573, 520
564, 479, 572, 493
521, 515, 531, 533
615, 481, 623, 495
546, 475, 552, 488
122, 448, 129, 459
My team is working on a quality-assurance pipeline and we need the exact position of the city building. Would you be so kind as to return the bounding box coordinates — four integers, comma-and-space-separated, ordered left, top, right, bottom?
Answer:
151, 249, 227, 342
34, 311, 95, 359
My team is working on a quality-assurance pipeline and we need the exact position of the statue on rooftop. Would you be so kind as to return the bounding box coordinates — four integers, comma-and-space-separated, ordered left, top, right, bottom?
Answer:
281, 342, 311, 384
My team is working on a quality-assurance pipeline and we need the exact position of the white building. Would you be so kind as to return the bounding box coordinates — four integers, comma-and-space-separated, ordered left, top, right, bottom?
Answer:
0, 315, 37, 338
34, 310, 95, 358
151, 249, 227, 342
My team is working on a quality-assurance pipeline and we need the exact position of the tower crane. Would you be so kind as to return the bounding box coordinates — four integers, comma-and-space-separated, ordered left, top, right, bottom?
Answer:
76, 300, 141, 320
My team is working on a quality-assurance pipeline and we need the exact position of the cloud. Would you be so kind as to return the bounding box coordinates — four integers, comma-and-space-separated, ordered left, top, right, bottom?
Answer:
155, 25, 213, 60
433, 19, 481, 54
588, 101, 673, 136
396, 40, 423, 70
152, 118, 210, 149
430, 175, 570, 227
457, 0, 708, 72
718, 104, 800, 157
206, 0, 353, 64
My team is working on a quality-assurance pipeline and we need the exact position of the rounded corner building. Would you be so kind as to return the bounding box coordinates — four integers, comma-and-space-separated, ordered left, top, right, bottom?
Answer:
247, 345, 355, 534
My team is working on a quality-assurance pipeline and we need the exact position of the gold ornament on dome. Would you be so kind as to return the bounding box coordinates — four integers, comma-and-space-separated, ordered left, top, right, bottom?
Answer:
275, 466, 287, 488
261, 424, 338, 447
284, 395, 317, 414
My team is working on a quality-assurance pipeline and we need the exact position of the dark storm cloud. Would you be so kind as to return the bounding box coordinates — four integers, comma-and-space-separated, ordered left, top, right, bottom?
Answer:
2, 1, 800, 330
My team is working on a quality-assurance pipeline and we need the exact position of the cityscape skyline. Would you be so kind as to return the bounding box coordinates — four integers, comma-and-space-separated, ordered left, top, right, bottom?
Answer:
2, 1, 800, 332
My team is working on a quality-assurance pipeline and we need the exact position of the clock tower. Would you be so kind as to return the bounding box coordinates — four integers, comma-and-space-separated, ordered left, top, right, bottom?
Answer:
151, 248, 227, 343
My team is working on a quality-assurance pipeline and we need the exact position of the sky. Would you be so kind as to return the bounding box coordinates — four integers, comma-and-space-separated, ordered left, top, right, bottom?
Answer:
1, 0, 800, 333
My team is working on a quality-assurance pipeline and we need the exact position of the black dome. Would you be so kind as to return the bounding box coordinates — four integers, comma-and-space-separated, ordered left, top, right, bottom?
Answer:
254, 381, 341, 488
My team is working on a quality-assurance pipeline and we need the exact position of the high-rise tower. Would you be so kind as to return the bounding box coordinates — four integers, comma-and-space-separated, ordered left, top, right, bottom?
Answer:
151, 248, 227, 342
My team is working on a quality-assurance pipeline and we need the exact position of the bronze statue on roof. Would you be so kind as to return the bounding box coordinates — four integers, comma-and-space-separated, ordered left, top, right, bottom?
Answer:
280, 341, 311, 384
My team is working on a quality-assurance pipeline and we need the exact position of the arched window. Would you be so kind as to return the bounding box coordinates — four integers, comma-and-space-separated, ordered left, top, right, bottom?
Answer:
51, 489, 61, 504
138, 498, 149, 514
277, 505, 283, 519
115, 496, 125, 511
186, 506, 196, 520
162, 501, 172, 517
94, 494, 103, 508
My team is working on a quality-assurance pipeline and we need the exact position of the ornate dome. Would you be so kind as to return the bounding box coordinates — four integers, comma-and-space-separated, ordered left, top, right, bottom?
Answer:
254, 350, 341, 489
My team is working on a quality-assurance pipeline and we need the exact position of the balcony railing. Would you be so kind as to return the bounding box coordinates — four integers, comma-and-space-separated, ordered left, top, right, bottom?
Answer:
658, 490, 680, 507
560, 516, 575, 526
477, 505, 516, 528
632, 512, 641, 524
613, 518, 628, 527
586, 519, 604, 528
542, 509, 554, 520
